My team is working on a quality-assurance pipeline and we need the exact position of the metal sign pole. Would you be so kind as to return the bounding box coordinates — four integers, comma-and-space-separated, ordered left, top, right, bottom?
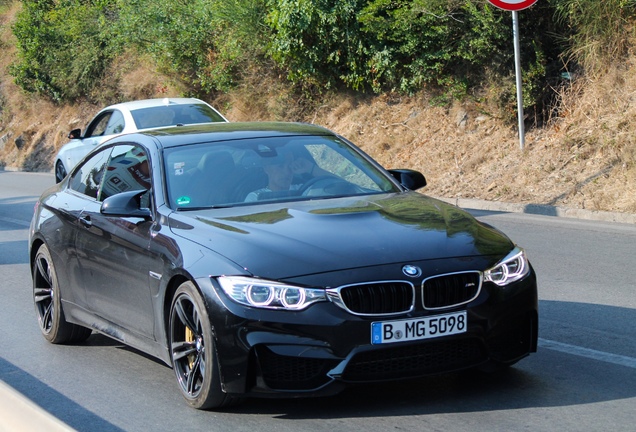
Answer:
512, 10, 525, 150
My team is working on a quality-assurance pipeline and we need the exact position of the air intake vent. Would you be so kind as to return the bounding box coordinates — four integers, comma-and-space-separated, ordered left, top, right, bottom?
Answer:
328, 281, 414, 316
423, 271, 481, 310
343, 338, 486, 381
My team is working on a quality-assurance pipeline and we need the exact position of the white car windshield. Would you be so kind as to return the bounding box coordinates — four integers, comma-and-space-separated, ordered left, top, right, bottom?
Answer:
131, 103, 226, 129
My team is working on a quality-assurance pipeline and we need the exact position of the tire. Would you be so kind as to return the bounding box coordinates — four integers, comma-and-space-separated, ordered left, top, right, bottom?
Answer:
169, 281, 237, 410
55, 160, 67, 183
32, 244, 92, 344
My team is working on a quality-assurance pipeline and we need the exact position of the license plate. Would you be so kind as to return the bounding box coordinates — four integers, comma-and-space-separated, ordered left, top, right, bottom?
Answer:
371, 311, 467, 345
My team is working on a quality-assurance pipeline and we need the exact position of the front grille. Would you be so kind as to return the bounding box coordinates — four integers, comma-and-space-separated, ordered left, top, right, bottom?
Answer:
332, 282, 414, 315
342, 338, 486, 382
256, 347, 337, 390
423, 271, 481, 309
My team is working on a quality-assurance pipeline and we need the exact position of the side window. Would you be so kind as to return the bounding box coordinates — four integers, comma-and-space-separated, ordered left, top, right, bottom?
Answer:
99, 145, 151, 208
69, 148, 111, 199
104, 110, 125, 135
85, 112, 112, 138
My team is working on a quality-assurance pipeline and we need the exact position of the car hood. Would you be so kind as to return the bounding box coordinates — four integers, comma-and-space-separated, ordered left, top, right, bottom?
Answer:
168, 192, 513, 279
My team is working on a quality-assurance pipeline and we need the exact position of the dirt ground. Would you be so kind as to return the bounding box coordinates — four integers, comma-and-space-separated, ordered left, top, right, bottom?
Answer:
1, 3, 635, 216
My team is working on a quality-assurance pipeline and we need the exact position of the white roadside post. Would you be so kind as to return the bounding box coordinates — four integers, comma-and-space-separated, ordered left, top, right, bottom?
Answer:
487, 0, 539, 150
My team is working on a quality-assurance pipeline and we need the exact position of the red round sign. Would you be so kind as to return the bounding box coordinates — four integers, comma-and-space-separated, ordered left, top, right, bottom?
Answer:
487, 0, 538, 11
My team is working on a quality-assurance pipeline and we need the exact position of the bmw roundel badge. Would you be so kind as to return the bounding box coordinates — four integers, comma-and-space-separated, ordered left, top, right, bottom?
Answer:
402, 265, 422, 278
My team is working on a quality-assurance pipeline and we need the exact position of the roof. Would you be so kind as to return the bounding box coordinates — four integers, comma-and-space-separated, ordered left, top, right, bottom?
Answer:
103, 98, 210, 112
138, 122, 335, 148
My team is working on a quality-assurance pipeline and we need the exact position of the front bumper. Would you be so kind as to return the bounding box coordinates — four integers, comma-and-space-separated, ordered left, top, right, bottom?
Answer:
197, 267, 538, 398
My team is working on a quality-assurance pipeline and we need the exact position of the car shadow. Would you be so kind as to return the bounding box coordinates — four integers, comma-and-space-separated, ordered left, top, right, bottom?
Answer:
0, 239, 29, 265
0, 196, 38, 232
16, 301, 634, 423
223, 300, 635, 419
85, 333, 169, 367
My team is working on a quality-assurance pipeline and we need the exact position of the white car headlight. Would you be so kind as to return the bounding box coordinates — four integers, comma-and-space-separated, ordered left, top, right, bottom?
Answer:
483, 247, 530, 286
218, 276, 327, 310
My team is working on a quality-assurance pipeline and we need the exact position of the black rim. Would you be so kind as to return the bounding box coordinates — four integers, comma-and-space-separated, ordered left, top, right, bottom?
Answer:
171, 293, 207, 399
55, 162, 66, 182
33, 251, 54, 334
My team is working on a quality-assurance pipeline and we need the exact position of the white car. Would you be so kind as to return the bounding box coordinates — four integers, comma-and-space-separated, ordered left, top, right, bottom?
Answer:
54, 98, 228, 182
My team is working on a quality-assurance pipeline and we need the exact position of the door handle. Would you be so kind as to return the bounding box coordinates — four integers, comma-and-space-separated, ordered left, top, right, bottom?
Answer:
79, 215, 92, 228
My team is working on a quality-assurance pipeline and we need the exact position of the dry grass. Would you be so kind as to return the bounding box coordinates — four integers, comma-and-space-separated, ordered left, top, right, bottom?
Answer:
205, 63, 636, 215
1, 4, 635, 215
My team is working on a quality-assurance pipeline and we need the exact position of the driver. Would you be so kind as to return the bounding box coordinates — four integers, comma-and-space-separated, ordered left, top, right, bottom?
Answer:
245, 149, 327, 202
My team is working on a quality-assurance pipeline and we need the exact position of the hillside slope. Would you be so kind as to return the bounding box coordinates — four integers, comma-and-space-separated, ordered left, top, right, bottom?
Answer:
1, 3, 634, 215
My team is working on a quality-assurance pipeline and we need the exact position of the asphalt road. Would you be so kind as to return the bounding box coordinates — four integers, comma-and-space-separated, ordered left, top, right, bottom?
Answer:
1, 170, 634, 432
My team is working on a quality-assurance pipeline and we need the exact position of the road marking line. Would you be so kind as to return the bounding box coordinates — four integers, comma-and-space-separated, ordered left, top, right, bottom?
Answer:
0, 216, 30, 227
538, 338, 636, 369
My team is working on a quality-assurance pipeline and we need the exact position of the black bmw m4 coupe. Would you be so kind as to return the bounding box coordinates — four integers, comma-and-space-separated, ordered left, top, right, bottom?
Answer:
29, 122, 537, 409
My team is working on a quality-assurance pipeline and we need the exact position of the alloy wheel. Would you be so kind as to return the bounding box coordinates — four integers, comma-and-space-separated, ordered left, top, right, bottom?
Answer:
32, 244, 92, 343
55, 161, 67, 183
169, 282, 235, 409
33, 251, 55, 335
171, 291, 207, 399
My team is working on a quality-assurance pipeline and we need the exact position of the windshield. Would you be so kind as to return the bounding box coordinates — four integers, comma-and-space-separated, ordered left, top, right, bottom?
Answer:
131, 103, 226, 129
163, 135, 399, 209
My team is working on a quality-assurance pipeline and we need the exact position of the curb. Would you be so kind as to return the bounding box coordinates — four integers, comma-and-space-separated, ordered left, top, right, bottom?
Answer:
0, 381, 76, 432
1, 166, 52, 174
435, 197, 636, 224
0, 166, 21, 172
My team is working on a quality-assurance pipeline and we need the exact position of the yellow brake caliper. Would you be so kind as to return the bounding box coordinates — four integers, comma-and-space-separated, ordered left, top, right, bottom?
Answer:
185, 326, 195, 369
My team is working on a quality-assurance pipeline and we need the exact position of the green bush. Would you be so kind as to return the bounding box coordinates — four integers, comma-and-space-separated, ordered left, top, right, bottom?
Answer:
266, 0, 367, 90
554, 0, 636, 75
358, 0, 512, 94
10, 0, 269, 100
9, 0, 633, 122
266, 0, 560, 115
10, 0, 117, 102
115, 0, 269, 94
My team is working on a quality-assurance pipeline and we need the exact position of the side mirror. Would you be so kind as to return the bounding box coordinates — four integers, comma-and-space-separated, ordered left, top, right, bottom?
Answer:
388, 169, 427, 190
101, 189, 152, 220
68, 128, 82, 139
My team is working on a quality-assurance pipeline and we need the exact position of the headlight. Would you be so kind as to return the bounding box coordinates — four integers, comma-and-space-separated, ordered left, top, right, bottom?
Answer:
483, 247, 530, 286
217, 276, 327, 310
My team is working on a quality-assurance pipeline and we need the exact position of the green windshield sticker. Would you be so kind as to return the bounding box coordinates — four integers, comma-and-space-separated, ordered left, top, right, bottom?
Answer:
176, 196, 191, 205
